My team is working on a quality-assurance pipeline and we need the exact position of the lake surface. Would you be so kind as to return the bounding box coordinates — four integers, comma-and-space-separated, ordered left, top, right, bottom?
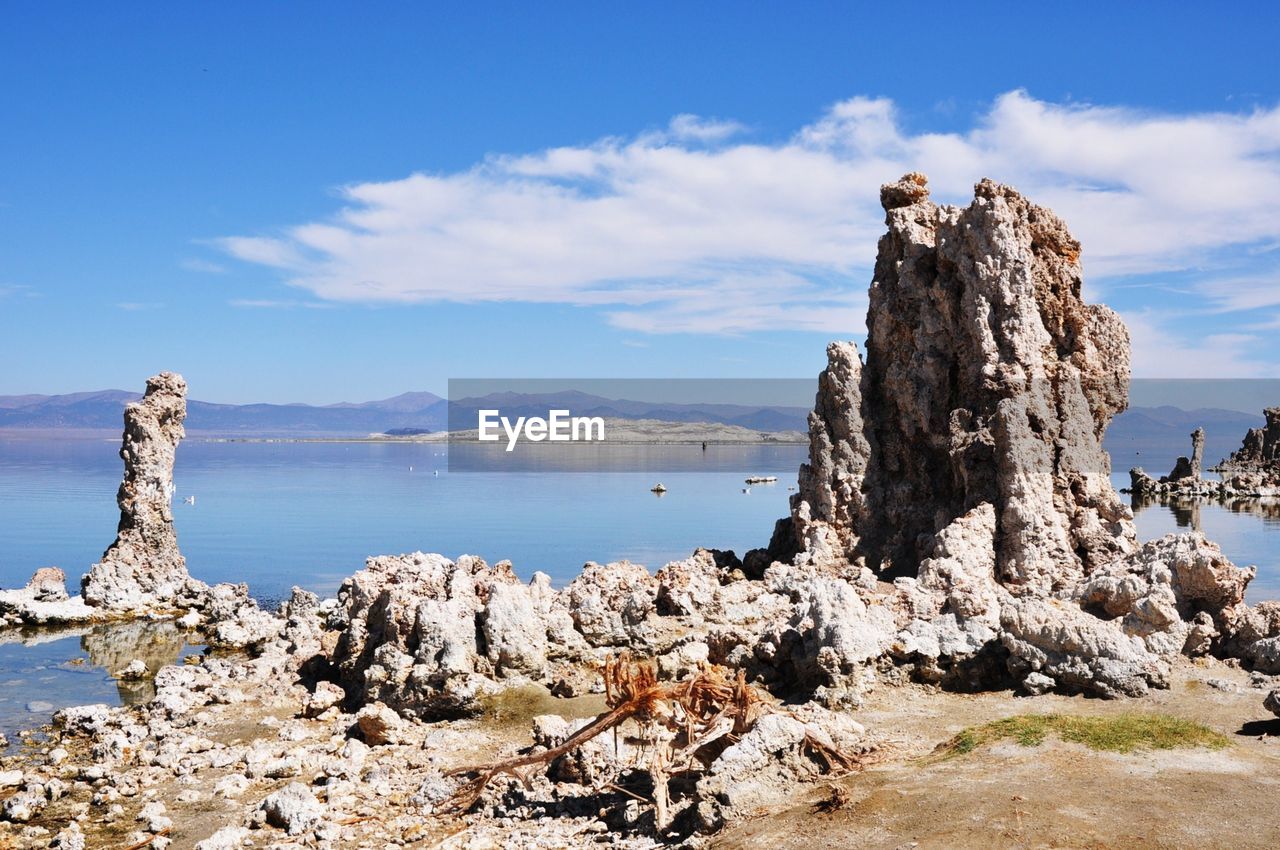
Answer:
0, 436, 805, 601
0, 433, 1277, 736
0, 621, 201, 738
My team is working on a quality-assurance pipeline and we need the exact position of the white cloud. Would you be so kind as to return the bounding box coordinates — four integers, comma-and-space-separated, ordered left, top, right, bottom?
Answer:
229, 299, 332, 310
180, 258, 228, 274
1124, 310, 1280, 379
664, 114, 746, 144
218, 91, 1280, 337
0, 284, 36, 299
1190, 273, 1280, 313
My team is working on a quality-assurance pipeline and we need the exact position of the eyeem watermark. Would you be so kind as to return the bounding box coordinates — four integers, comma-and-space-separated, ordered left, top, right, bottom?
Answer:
477, 409, 606, 452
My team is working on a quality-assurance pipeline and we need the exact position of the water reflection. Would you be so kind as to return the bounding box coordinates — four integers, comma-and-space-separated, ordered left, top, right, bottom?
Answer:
0, 619, 199, 736
1128, 494, 1280, 603
1130, 495, 1280, 533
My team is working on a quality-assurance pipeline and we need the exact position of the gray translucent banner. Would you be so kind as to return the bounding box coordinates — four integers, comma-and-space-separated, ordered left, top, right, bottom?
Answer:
442, 378, 1280, 474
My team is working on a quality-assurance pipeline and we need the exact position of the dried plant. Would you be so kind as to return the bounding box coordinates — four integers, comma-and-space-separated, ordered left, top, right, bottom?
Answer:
442, 653, 863, 829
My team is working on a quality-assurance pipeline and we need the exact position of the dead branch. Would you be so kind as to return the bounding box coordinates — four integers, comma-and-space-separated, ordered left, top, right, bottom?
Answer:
440, 652, 863, 819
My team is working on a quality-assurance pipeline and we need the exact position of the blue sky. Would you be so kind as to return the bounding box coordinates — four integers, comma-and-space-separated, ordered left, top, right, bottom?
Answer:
2, 3, 1278, 403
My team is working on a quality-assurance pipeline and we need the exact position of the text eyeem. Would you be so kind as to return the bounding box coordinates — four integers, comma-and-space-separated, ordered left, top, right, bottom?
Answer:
476, 409, 606, 451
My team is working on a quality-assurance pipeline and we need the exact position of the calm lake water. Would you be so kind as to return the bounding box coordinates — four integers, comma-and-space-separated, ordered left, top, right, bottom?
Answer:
0, 437, 805, 600
0, 434, 1276, 735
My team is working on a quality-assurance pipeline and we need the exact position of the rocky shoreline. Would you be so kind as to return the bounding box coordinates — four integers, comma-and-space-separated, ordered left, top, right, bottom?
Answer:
1129, 409, 1280, 501
4, 174, 1280, 848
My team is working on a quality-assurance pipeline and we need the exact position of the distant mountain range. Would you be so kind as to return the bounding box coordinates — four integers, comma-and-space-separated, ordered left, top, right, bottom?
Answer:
0, 389, 449, 436
0, 388, 810, 437
0, 388, 1268, 457
1103, 405, 1262, 471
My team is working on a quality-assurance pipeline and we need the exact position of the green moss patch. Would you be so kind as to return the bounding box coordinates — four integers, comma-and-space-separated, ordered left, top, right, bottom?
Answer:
939, 712, 1229, 758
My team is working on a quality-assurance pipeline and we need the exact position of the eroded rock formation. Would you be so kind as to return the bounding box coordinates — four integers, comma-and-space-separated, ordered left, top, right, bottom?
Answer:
785, 173, 1134, 593
1228, 407, 1280, 469
82, 372, 205, 611
768, 174, 1265, 698
1131, 413, 1280, 500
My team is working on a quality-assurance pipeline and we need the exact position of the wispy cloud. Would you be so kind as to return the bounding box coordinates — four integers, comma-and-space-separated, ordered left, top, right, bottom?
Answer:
1124, 310, 1280, 379
180, 257, 228, 274
217, 91, 1280, 345
0, 284, 37, 300
229, 298, 332, 310
116, 302, 163, 311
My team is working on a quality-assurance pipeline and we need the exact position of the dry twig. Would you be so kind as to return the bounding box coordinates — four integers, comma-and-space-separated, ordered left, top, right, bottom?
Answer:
442, 653, 860, 820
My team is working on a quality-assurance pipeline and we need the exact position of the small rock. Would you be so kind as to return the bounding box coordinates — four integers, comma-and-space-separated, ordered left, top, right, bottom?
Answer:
2, 789, 46, 822
1265, 689, 1280, 718
50, 822, 86, 850
1022, 671, 1056, 696
26, 701, 54, 713
138, 801, 171, 832
214, 774, 251, 798
259, 782, 324, 835
304, 681, 345, 718
356, 703, 405, 746
118, 659, 149, 680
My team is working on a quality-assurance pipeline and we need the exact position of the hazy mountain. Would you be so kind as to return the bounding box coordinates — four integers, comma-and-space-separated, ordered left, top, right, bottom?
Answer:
0, 389, 447, 436
1, 385, 1268, 455
1104, 406, 1263, 472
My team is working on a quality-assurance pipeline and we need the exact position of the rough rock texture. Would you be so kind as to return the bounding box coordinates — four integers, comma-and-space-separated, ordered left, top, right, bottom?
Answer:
789, 341, 870, 564
1131, 416, 1280, 499
1225, 407, 1280, 470
562, 560, 657, 647
0, 569, 97, 626
82, 373, 204, 611
889, 503, 1008, 685
259, 782, 325, 834
784, 173, 1134, 593
1078, 533, 1254, 657
999, 596, 1169, 697
327, 552, 556, 719
762, 175, 1263, 698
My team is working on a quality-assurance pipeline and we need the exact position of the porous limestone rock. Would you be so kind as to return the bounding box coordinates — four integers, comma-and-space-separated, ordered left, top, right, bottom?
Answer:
303, 680, 346, 717
782, 174, 1134, 594
0, 568, 97, 626
356, 702, 406, 746
1224, 407, 1280, 470
259, 782, 324, 835
762, 575, 895, 704
82, 372, 205, 611
194, 826, 250, 850
481, 578, 549, 676
654, 548, 738, 617
562, 560, 657, 647
26, 566, 69, 602
754, 174, 1277, 698
327, 552, 538, 719
694, 709, 869, 832
1000, 597, 1169, 698
890, 503, 1008, 684
788, 341, 869, 565
1137, 410, 1280, 500
200, 582, 282, 649
1078, 533, 1254, 656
